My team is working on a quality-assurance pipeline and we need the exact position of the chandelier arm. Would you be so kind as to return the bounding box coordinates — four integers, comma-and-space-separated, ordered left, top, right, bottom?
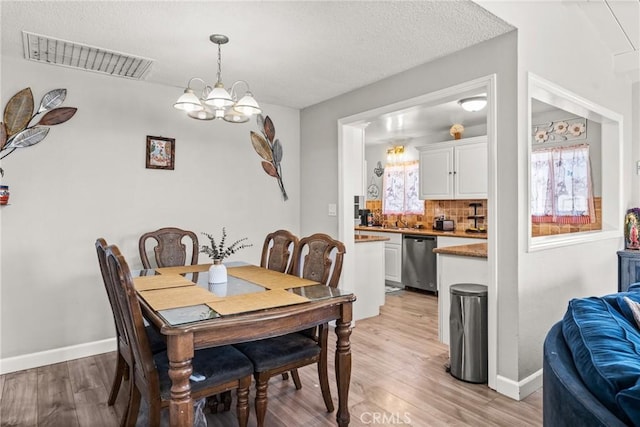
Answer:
229, 80, 251, 100
187, 77, 206, 89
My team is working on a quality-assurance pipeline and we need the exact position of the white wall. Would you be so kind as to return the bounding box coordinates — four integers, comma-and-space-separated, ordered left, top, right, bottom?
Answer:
478, 1, 634, 389
634, 81, 640, 203
301, 31, 519, 389
0, 56, 300, 365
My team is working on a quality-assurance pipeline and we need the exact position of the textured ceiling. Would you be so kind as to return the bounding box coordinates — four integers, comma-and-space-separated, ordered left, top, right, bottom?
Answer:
0, 1, 514, 109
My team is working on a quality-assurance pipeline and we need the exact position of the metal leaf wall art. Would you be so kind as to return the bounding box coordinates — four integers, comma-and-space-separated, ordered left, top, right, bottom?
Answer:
0, 87, 77, 175
250, 114, 288, 201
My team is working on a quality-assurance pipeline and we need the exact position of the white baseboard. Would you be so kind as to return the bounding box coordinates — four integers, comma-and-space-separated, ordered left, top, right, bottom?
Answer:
0, 338, 116, 375
496, 369, 543, 401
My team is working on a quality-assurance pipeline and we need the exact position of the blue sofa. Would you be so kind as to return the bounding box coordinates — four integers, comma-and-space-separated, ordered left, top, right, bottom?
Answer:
543, 288, 640, 427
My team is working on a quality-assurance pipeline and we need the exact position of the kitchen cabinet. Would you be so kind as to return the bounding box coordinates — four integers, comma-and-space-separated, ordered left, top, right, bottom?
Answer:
436, 252, 488, 346
358, 231, 403, 285
418, 135, 487, 200
354, 238, 386, 321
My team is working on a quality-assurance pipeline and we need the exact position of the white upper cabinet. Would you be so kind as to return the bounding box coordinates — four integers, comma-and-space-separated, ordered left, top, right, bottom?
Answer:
418, 136, 487, 200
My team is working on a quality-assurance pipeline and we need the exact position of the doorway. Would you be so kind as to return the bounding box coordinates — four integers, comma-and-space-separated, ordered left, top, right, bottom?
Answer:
338, 74, 498, 389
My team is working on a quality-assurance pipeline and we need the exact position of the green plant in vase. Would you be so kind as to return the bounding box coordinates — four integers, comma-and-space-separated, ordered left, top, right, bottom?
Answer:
200, 228, 252, 284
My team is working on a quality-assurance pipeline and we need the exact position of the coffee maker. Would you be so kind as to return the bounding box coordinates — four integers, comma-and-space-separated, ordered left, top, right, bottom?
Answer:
359, 209, 371, 226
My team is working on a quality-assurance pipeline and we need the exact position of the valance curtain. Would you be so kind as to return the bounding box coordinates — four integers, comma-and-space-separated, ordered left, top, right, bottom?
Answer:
383, 161, 424, 215
531, 144, 595, 224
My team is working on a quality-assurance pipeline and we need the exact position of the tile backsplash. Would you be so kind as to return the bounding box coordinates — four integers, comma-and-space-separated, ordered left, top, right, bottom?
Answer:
365, 197, 602, 236
365, 199, 488, 231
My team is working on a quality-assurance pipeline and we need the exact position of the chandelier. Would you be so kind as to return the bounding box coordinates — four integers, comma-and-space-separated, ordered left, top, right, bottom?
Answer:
173, 34, 261, 123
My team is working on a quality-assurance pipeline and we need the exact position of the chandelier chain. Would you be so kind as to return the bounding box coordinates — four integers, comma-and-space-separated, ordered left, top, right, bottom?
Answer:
216, 42, 223, 84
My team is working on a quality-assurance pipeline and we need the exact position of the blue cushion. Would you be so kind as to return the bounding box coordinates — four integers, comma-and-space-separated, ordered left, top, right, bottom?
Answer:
234, 333, 320, 372
601, 291, 640, 327
154, 345, 253, 400
616, 383, 640, 427
145, 325, 166, 354
562, 297, 640, 423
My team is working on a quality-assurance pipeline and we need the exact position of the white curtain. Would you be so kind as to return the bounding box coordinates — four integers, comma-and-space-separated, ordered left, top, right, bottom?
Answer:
383, 161, 424, 215
531, 144, 595, 224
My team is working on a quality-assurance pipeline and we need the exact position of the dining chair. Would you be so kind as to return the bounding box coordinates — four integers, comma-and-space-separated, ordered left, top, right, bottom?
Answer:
104, 243, 253, 427
138, 227, 199, 269
234, 233, 346, 427
260, 229, 299, 273
260, 229, 299, 384
95, 238, 166, 409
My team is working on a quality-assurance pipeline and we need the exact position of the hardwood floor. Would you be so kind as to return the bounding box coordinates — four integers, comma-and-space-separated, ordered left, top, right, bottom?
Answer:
0, 291, 542, 426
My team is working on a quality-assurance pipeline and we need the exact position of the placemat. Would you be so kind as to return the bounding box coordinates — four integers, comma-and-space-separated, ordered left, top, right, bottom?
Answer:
155, 264, 212, 275
139, 286, 220, 311
206, 289, 309, 315
227, 265, 319, 290
133, 274, 195, 291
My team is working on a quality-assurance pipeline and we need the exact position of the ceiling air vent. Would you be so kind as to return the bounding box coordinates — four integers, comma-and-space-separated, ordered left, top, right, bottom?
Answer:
21, 31, 154, 80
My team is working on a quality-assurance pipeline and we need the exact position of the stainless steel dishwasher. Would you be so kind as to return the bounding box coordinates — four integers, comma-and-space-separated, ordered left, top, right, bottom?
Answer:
402, 235, 437, 293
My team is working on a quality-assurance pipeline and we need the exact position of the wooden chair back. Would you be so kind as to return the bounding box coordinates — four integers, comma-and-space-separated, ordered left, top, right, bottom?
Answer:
105, 245, 161, 394
96, 238, 128, 351
138, 227, 199, 269
260, 229, 299, 273
290, 233, 345, 288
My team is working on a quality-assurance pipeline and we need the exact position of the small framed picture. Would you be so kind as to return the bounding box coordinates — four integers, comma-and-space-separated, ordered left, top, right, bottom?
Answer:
146, 136, 175, 170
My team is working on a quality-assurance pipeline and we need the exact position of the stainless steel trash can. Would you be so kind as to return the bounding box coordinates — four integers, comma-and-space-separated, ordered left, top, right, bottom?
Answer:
449, 283, 488, 383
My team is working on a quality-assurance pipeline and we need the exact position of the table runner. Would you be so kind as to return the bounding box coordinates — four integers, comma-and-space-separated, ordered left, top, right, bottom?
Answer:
227, 265, 319, 290
133, 274, 195, 291
206, 289, 309, 315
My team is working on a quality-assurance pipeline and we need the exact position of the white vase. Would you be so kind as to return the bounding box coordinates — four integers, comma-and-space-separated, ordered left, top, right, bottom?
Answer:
209, 282, 228, 297
208, 261, 227, 284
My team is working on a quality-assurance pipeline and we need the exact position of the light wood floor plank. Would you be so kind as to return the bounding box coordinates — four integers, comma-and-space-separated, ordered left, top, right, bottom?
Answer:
0, 291, 543, 426
73, 386, 120, 427
36, 363, 79, 427
0, 369, 38, 426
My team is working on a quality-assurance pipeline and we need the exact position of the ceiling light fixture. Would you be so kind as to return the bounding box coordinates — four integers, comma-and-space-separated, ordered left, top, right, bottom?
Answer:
173, 34, 261, 123
386, 145, 405, 163
458, 96, 487, 112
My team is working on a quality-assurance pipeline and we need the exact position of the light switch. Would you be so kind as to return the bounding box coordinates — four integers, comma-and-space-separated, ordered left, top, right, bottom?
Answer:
637, 160, 640, 175
328, 203, 337, 216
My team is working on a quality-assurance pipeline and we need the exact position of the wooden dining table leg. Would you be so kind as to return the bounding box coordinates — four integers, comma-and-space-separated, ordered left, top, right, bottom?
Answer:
335, 302, 353, 427
167, 333, 195, 427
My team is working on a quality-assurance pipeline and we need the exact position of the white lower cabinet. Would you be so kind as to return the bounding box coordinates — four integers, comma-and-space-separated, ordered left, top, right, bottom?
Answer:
384, 242, 402, 284
354, 239, 386, 321
435, 236, 488, 346
357, 231, 402, 286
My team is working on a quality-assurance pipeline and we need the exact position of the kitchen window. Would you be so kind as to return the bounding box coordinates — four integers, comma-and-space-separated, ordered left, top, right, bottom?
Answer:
531, 144, 595, 224
383, 161, 424, 215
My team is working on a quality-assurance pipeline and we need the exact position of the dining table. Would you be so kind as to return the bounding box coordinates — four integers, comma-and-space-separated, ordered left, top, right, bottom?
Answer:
132, 261, 356, 427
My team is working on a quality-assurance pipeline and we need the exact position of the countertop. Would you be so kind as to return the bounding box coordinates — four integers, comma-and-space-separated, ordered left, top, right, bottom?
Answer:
354, 234, 390, 243
433, 242, 488, 258
354, 225, 487, 239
